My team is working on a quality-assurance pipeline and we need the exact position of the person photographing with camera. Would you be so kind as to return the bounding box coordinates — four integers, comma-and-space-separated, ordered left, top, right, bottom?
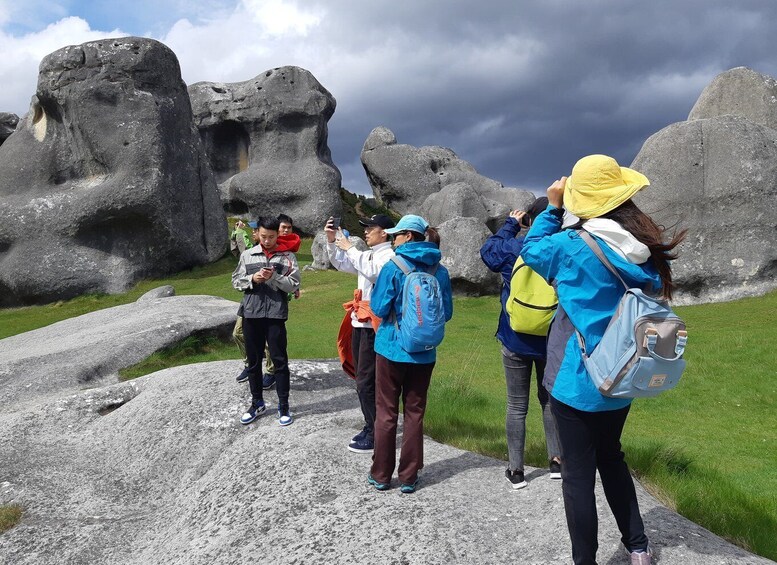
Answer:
232, 216, 300, 427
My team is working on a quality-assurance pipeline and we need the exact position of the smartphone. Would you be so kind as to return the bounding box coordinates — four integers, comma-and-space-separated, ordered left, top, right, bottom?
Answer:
273, 263, 284, 274
331, 217, 341, 229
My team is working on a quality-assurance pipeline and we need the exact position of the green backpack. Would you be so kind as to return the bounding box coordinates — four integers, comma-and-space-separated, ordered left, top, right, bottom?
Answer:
505, 256, 558, 336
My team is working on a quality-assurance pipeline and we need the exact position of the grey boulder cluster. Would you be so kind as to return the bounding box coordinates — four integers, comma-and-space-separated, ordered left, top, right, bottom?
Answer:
360, 126, 535, 294
0, 37, 342, 306
632, 67, 777, 304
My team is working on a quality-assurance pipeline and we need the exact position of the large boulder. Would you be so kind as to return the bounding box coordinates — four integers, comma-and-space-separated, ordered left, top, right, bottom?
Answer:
437, 216, 500, 295
189, 67, 342, 235
0, 37, 227, 307
688, 66, 777, 130
0, 294, 238, 406
632, 114, 777, 303
0, 112, 18, 145
361, 126, 534, 229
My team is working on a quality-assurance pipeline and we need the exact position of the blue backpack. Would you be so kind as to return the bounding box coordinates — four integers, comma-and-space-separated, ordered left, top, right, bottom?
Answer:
575, 231, 688, 398
390, 256, 446, 352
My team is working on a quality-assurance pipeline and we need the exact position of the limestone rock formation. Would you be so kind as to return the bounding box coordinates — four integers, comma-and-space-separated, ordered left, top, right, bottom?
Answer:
632, 112, 777, 303
0, 294, 238, 406
688, 66, 777, 130
189, 67, 342, 235
0, 112, 18, 145
361, 126, 533, 228
437, 216, 501, 295
0, 323, 766, 564
0, 37, 227, 307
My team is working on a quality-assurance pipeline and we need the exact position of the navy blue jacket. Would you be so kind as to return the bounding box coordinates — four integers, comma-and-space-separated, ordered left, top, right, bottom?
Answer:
479, 217, 547, 359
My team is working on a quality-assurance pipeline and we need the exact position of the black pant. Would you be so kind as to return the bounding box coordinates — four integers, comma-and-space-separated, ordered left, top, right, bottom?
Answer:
242, 317, 290, 409
352, 327, 377, 440
550, 397, 648, 565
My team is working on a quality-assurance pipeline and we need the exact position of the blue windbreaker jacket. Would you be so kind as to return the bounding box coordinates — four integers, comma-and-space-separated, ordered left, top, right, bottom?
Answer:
372, 241, 454, 364
479, 216, 547, 359
521, 206, 662, 412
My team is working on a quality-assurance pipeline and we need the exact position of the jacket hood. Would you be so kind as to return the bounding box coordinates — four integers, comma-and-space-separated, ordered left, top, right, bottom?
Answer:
582, 218, 650, 264
396, 241, 442, 266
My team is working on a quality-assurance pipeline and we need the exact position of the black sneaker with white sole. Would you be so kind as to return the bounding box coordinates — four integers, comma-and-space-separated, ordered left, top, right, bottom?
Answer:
505, 468, 527, 489
348, 437, 374, 453
549, 460, 562, 479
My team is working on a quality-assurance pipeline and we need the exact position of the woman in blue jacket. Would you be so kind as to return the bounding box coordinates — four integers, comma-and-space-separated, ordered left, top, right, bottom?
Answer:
521, 155, 685, 565
480, 197, 562, 489
368, 215, 454, 494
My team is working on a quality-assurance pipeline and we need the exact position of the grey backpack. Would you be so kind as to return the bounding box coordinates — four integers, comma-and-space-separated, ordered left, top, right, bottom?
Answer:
575, 231, 688, 398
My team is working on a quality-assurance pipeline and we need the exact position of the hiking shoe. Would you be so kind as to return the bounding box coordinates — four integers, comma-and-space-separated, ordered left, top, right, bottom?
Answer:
628, 546, 652, 565
277, 406, 293, 426
348, 437, 374, 453
262, 373, 276, 389
367, 474, 390, 491
400, 479, 419, 494
240, 401, 266, 425
549, 459, 562, 480
236, 367, 250, 383
505, 468, 527, 489
352, 426, 370, 443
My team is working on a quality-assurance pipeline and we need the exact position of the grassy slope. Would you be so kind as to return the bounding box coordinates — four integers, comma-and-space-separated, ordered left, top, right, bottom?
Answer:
1, 240, 775, 558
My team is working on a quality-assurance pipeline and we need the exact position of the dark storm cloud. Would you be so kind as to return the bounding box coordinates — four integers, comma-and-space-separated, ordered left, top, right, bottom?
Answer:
313, 0, 777, 194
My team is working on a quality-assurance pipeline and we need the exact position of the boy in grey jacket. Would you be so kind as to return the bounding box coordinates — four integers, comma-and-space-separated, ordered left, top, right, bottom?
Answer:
232, 216, 300, 426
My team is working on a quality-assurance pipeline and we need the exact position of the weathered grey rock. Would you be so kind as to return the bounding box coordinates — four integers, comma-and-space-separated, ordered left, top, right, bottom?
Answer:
438, 217, 501, 295
419, 182, 534, 234
310, 232, 368, 270
0, 37, 227, 307
361, 127, 534, 230
0, 357, 769, 565
632, 114, 777, 304
689, 67, 777, 130
0, 294, 238, 406
0, 112, 18, 145
189, 67, 342, 235
137, 285, 176, 302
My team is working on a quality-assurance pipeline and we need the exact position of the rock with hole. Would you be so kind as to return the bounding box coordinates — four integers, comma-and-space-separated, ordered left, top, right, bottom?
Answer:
0, 37, 227, 307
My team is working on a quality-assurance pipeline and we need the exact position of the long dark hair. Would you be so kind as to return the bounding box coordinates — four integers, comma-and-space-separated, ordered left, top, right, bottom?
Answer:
601, 200, 686, 300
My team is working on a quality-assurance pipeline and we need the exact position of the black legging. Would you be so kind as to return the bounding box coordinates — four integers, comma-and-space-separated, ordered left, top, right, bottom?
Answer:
550, 396, 648, 565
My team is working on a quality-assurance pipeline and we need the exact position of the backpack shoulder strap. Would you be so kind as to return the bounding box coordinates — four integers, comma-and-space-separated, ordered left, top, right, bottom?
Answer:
577, 230, 629, 291
390, 255, 414, 275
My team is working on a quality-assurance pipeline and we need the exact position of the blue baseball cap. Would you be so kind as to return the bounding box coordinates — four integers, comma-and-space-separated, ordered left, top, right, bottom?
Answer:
247, 220, 259, 228
384, 214, 429, 235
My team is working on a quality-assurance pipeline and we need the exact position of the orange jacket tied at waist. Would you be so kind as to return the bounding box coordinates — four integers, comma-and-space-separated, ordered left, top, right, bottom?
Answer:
337, 289, 381, 379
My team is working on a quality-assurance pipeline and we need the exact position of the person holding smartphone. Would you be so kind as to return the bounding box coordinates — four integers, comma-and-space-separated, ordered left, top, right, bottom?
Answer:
232, 216, 300, 426
326, 214, 395, 453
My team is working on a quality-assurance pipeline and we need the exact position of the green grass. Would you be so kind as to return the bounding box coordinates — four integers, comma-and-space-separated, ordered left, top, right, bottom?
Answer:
1, 243, 776, 559
0, 504, 22, 533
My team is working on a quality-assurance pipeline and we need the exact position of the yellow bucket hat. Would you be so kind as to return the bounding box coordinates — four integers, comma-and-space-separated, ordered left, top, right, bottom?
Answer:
563, 154, 650, 219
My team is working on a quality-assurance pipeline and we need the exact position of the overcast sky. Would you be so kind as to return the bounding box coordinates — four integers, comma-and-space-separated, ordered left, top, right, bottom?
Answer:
2, 0, 777, 195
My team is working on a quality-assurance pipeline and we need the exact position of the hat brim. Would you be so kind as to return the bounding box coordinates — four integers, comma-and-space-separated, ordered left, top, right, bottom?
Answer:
564, 166, 649, 219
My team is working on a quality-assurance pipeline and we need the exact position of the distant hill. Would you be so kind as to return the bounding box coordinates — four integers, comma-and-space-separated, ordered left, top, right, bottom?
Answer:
338, 187, 399, 235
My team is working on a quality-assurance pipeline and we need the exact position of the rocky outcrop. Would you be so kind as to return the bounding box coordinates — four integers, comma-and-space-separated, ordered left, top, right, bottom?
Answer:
0, 112, 18, 145
0, 37, 227, 307
189, 67, 342, 235
688, 66, 777, 130
0, 294, 238, 406
633, 110, 777, 303
361, 127, 534, 230
0, 357, 767, 564
438, 217, 501, 295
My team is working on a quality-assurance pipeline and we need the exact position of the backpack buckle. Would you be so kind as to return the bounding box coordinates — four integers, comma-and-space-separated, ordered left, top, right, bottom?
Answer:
675, 330, 688, 356
643, 327, 658, 351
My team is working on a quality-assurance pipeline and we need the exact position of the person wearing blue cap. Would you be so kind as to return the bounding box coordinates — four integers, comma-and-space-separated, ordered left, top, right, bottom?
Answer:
367, 215, 453, 494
